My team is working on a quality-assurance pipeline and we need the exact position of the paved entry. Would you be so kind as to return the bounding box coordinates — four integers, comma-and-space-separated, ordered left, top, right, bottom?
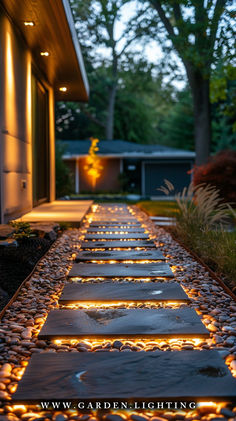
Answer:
13, 203, 236, 403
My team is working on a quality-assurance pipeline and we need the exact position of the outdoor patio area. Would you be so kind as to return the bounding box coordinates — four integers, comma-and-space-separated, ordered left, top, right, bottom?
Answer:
19, 200, 93, 223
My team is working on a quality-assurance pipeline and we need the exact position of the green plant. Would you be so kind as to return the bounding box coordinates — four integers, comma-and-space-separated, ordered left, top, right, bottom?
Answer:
9, 221, 35, 240
59, 222, 73, 231
192, 150, 236, 203
159, 180, 236, 286
159, 179, 231, 230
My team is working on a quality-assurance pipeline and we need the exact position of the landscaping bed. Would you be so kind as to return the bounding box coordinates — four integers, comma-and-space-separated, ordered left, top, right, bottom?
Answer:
0, 223, 59, 312
137, 193, 236, 293
167, 226, 236, 294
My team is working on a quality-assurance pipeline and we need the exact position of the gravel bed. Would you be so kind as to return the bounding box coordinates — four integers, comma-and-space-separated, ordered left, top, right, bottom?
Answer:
0, 205, 236, 420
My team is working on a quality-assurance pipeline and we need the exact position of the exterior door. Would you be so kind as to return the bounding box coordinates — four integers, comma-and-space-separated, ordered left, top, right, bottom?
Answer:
32, 74, 49, 206
144, 161, 192, 197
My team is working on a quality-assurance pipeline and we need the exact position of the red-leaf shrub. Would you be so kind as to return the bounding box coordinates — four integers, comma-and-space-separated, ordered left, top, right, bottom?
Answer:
193, 150, 236, 203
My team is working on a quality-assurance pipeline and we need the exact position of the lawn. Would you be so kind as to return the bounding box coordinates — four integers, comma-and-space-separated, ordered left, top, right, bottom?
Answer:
137, 200, 179, 217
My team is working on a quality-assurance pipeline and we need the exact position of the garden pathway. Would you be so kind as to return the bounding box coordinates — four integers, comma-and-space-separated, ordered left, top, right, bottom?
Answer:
12, 204, 236, 406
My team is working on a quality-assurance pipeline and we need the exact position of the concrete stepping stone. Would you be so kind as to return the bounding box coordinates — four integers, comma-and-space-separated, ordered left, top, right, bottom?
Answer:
90, 218, 137, 222
89, 222, 141, 227
80, 240, 156, 249
154, 221, 176, 227
12, 351, 236, 402
59, 282, 190, 304
38, 308, 209, 339
84, 233, 149, 240
86, 227, 145, 233
68, 263, 174, 279
75, 249, 165, 261
151, 216, 176, 221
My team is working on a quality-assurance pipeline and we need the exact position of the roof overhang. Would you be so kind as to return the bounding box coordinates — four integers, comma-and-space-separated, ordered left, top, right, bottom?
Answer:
1, 0, 89, 101
63, 153, 196, 160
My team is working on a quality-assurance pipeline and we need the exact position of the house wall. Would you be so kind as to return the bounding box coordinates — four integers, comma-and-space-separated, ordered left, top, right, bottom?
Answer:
0, 9, 55, 222
78, 157, 121, 193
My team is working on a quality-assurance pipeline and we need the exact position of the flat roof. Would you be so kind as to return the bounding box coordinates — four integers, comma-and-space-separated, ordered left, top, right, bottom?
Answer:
1, 0, 89, 101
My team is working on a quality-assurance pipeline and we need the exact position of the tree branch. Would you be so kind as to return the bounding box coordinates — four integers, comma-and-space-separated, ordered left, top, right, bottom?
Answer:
117, 32, 143, 57
173, 2, 182, 24
80, 106, 106, 128
150, 0, 176, 40
209, 0, 226, 53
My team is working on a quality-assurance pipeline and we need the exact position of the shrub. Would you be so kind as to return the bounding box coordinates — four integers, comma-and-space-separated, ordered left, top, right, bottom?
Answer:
192, 150, 236, 203
9, 221, 35, 240
158, 180, 236, 286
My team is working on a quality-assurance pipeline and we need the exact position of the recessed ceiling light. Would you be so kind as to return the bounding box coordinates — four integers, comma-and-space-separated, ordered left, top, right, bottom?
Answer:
24, 21, 35, 26
59, 87, 67, 92
40, 51, 50, 56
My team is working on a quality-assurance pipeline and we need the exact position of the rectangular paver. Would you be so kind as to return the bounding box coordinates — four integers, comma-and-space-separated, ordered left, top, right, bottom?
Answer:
80, 240, 156, 249
59, 282, 190, 304
75, 249, 165, 261
12, 351, 236, 401
86, 227, 145, 233
90, 216, 136, 220
84, 233, 149, 240
68, 263, 174, 278
89, 222, 141, 227
38, 308, 209, 339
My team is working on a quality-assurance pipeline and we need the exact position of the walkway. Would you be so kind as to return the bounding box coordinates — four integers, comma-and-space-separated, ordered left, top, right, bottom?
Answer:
0, 204, 236, 420
19, 200, 93, 223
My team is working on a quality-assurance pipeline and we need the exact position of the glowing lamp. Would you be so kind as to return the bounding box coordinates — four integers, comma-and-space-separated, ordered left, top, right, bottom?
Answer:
59, 86, 67, 92
23, 21, 35, 26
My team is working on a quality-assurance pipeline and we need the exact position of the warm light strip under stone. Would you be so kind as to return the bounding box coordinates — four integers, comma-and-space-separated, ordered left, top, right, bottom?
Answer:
38, 308, 209, 340
58, 281, 190, 304
68, 262, 174, 279
12, 351, 236, 402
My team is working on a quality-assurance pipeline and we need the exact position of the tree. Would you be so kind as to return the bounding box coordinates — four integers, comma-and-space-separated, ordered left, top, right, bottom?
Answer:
71, 0, 149, 139
146, 0, 235, 164
156, 89, 194, 150
56, 56, 175, 144
210, 62, 236, 151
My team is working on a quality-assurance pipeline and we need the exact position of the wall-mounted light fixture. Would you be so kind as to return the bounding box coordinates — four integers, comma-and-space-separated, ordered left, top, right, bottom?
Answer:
23, 21, 35, 26
59, 87, 67, 92
40, 51, 50, 56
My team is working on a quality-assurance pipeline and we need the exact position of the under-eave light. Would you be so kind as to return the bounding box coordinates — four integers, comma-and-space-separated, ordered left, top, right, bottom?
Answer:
24, 21, 35, 27
40, 51, 50, 56
59, 86, 67, 92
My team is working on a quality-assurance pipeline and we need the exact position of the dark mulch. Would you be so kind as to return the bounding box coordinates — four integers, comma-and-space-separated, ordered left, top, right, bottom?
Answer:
0, 237, 54, 312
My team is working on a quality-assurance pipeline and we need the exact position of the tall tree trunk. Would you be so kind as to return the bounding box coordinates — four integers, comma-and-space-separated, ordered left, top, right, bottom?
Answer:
105, 84, 117, 140
190, 71, 211, 166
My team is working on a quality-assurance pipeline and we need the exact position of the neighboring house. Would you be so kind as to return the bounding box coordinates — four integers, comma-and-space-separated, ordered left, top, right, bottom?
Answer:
0, 0, 89, 223
60, 140, 195, 197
